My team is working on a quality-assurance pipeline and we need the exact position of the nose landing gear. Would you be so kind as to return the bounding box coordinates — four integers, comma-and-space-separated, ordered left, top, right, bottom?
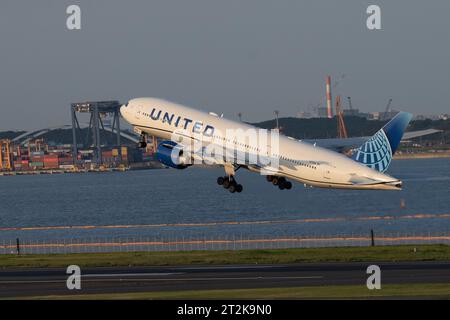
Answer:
138, 133, 147, 149
266, 175, 292, 190
217, 176, 243, 193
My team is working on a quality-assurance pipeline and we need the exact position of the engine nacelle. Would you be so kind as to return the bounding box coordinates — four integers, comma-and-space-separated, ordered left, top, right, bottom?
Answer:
155, 140, 190, 169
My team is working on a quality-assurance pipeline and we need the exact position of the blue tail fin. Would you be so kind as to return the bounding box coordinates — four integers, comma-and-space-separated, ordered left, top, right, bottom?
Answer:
352, 111, 413, 172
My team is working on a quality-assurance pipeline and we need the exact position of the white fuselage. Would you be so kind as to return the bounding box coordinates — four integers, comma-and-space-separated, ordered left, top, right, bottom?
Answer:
121, 98, 402, 190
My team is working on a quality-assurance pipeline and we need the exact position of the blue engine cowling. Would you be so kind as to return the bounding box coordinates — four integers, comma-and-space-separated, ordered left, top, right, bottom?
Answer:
155, 140, 190, 169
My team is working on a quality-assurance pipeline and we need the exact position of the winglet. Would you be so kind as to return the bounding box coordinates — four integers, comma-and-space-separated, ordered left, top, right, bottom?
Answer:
352, 112, 413, 172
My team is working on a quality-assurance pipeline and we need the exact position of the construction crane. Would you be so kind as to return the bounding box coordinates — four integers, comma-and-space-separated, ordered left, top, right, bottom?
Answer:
335, 95, 348, 139
274, 110, 280, 130
382, 98, 393, 120
311, 74, 346, 118
347, 96, 353, 111
332, 74, 346, 90
27, 138, 47, 156
0, 139, 13, 171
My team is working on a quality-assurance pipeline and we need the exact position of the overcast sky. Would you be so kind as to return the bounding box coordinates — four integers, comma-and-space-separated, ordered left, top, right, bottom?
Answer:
0, 0, 449, 130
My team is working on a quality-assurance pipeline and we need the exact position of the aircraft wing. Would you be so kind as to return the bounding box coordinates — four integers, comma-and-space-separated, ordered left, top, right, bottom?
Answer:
303, 137, 367, 152
401, 129, 442, 140
304, 129, 442, 152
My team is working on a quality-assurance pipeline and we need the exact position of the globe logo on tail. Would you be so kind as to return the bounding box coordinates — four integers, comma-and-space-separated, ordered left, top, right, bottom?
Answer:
352, 129, 392, 173
351, 111, 412, 173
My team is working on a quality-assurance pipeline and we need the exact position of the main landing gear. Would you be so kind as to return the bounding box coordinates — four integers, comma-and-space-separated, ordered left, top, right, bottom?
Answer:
138, 133, 147, 149
266, 175, 292, 190
217, 176, 243, 193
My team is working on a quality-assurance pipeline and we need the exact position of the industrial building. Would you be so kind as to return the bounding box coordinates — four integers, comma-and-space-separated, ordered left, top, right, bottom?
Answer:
0, 100, 160, 173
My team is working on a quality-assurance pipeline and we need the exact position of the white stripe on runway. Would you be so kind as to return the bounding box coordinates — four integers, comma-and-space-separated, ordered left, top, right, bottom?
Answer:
0, 275, 324, 284
82, 273, 182, 277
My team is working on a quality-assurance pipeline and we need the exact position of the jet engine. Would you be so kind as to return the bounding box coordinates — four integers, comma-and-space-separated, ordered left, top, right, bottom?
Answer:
155, 140, 190, 169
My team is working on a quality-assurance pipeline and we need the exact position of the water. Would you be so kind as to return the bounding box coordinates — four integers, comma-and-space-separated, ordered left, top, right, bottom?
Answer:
0, 158, 449, 240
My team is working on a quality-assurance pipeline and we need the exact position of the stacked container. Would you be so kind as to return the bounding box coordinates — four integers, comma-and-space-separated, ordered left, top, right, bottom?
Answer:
43, 154, 59, 169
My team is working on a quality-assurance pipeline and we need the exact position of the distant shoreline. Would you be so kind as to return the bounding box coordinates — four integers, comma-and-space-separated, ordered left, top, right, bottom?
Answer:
394, 151, 450, 160
1, 152, 449, 176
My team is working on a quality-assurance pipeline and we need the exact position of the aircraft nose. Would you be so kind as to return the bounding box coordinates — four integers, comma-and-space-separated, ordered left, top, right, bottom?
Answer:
120, 104, 127, 118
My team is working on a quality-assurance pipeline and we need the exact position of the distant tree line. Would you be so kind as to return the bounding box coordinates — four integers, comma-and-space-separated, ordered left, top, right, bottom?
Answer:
253, 117, 450, 142
1, 117, 449, 144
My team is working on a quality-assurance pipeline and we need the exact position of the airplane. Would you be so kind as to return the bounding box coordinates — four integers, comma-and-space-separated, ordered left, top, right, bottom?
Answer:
120, 98, 413, 193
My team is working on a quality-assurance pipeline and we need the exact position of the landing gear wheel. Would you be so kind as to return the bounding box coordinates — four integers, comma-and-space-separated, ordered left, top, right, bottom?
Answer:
138, 141, 147, 148
266, 175, 274, 182
219, 174, 243, 193
138, 134, 148, 149
272, 177, 279, 186
284, 181, 292, 190
278, 183, 285, 190
222, 177, 231, 189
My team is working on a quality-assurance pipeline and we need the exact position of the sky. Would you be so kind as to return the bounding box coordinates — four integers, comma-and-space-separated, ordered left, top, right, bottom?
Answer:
0, 0, 449, 130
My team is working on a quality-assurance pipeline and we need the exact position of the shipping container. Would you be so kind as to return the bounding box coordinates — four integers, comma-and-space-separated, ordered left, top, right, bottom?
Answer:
44, 154, 59, 160
59, 164, 75, 169
44, 162, 59, 165
31, 151, 44, 156
29, 162, 44, 167
44, 164, 59, 169
15, 166, 30, 171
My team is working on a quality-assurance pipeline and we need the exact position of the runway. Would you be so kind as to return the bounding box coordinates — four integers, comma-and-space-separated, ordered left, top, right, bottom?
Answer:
1, 261, 450, 298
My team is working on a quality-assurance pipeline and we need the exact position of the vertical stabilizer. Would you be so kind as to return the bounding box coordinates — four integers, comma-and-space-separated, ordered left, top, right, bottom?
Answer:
352, 112, 412, 172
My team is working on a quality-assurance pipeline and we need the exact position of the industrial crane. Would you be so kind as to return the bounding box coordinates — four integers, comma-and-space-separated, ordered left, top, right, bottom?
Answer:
382, 98, 393, 120
0, 139, 13, 170
347, 96, 353, 111
335, 95, 348, 139
274, 110, 280, 130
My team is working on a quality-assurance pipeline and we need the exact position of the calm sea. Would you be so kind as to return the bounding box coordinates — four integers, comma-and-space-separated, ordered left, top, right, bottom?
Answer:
0, 158, 449, 240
